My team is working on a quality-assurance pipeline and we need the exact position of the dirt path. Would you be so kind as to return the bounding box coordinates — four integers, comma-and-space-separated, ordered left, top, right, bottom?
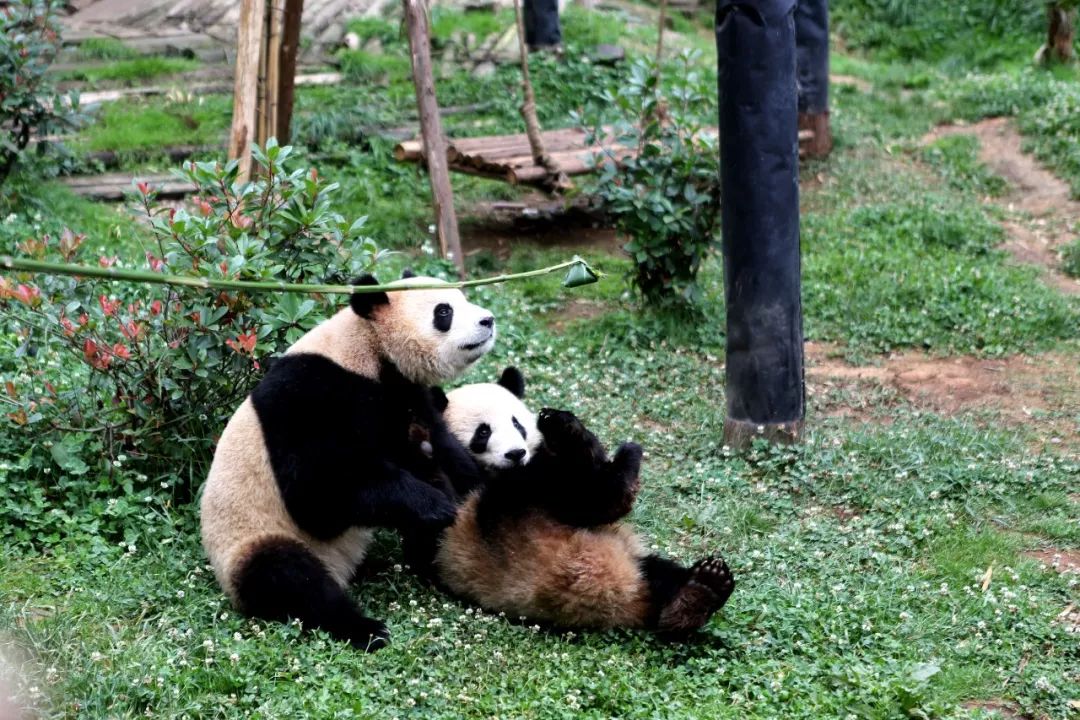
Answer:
806, 342, 1079, 445
923, 117, 1080, 296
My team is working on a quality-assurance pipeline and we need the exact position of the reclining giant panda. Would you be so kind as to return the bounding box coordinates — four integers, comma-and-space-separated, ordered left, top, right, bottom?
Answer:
199, 274, 494, 651
433, 369, 735, 633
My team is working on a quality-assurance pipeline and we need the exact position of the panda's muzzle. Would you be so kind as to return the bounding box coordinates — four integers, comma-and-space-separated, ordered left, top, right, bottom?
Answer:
461, 318, 495, 351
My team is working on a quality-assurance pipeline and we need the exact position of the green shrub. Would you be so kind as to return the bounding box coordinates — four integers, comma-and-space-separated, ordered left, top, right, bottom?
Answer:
0, 141, 386, 529
0, 0, 76, 187
585, 52, 721, 305
831, 0, 1044, 70
1062, 235, 1080, 278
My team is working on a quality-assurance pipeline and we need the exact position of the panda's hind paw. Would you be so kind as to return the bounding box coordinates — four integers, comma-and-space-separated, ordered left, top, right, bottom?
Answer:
656, 556, 735, 634
688, 556, 735, 608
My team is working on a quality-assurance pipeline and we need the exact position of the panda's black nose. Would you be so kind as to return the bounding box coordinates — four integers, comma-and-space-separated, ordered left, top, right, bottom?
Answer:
479, 316, 494, 329
504, 448, 526, 464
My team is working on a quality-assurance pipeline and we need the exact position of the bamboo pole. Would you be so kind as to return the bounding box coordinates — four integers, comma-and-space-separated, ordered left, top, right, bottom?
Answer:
260, 0, 284, 148
0, 256, 600, 294
228, 0, 266, 182
403, 0, 465, 277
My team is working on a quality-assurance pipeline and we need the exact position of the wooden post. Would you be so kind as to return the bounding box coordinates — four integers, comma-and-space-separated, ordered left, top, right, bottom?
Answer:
795, 0, 831, 159
403, 0, 465, 277
228, 0, 266, 182
276, 0, 305, 143
716, 0, 805, 447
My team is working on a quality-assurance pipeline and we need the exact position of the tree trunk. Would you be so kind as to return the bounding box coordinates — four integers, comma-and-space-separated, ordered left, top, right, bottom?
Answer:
403, 0, 465, 276
1041, 3, 1076, 63
512, 0, 568, 189
227, 0, 265, 182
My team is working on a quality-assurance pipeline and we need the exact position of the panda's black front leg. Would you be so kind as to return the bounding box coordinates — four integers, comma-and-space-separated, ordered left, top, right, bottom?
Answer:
352, 462, 458, 531
535, 409, 644, 528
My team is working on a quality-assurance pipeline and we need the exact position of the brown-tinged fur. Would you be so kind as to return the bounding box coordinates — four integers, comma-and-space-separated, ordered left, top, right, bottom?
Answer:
435, 494, 652, 628
200, 399, 375, 600
200, 309, 382, 600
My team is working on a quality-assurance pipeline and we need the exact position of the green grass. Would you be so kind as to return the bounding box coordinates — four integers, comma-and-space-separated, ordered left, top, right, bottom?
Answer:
919, 135, 1009, 197
76, 95, 231, 153
338, 49, 412, 85
59, 57, 201, 85
71, 38, 138, 61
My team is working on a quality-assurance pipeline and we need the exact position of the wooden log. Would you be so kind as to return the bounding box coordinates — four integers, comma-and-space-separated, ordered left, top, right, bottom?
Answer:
403, 0, 465, 276
228, 0, 266, 182
62, 173, 197, 200
275, 0, 304, 144
394, 140, 424, 161
81, 144, 215, 169
260, 0, 284, 147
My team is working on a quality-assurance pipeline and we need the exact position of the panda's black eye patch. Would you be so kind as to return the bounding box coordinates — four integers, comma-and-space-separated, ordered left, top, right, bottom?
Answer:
512, 416, 527, 440
433, 303, 453, 332
469, 423, 491, 453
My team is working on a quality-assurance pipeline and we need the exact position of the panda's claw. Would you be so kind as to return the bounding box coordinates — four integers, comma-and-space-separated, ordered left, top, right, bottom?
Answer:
656, 556, 735, 634
688, 556, 735, 606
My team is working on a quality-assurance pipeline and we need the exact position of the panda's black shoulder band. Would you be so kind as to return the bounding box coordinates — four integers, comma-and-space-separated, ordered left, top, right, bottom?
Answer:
348, 274, 390, 318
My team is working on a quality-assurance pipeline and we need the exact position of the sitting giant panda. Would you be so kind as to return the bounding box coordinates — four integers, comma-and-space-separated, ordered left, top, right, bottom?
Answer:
433, 369, 735, 633
200, 274, 494, 651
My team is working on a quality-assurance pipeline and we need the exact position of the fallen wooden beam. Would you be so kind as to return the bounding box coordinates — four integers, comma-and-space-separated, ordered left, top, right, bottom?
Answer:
70, 72, 341, 107
62, 172, 197, 200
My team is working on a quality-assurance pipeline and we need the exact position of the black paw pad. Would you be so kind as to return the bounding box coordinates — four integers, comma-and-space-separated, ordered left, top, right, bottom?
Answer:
689, 556, 735, 607
656, 556, 735, 634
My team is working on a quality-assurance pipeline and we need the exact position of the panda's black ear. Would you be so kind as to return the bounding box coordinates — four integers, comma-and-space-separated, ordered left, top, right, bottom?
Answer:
498, 367, 525, 398
430, 386, 449, 413
348, 275, 390, 318
401, 268, 416, 279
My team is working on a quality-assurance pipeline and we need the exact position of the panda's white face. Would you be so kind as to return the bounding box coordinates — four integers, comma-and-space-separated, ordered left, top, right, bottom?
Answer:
373, 278, 496, 385
444, 383, 541, 471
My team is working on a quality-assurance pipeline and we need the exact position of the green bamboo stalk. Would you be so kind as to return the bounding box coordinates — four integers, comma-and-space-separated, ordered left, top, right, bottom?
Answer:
0, 255, 602, 294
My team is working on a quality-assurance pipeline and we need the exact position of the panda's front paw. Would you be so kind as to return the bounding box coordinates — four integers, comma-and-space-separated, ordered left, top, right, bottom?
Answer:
412, 489, 458, 528
346, 617, 391, 652
537, 408, 595, 455
611, 442, 643, 479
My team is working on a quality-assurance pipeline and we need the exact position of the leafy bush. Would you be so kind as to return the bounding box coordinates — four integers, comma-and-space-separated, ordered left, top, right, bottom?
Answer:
0, 141, 385, 520
0, 0, 76, 186
832, 0, 1044, 70
1062, 235, 1080, 278
584, 52, 721, 305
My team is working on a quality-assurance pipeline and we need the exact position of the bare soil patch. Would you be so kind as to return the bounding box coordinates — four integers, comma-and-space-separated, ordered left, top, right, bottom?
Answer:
806, 343, 1079, 441
461, 198, 621, 260
961, 699, 1028, 719
923, 117, 1079, 295
545, 298, 611, 333
1025, 548, 1080, 575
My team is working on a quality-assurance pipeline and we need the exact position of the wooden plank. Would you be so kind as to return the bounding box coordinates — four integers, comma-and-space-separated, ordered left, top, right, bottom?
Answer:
403, 0, 464, 276
228, 0, 265, 182
61, 172, 197, 200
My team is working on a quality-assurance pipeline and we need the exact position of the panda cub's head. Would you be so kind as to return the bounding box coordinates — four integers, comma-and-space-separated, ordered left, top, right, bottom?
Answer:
444, 367, 541, 471
351, 271, 496, 385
